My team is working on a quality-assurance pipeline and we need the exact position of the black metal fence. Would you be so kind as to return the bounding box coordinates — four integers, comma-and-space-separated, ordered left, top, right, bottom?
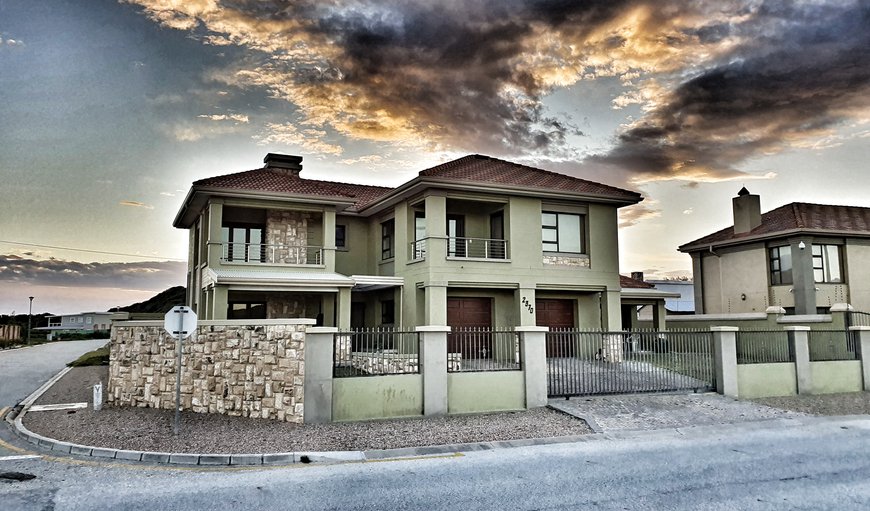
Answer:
808, 330, 857, 361
737, 331, 793, 364
333, 329, 420, 377
448, 328, 521, 372
546, 330, 714, 397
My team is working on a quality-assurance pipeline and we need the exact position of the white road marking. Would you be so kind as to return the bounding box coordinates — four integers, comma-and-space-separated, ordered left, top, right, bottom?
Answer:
28, 402, 88, 412
0, 455, 42, 462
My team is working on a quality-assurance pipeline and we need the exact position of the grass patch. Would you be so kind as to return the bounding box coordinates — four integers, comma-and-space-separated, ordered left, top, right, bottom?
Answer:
68, 345, 110, 367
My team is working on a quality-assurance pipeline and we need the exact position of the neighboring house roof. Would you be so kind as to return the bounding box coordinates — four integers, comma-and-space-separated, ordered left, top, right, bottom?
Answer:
679, 202, 870, 252
175, 154, 642, 227
619, 275, 654, 289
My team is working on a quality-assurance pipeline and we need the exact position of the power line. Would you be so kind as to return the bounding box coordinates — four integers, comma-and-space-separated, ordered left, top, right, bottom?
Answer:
0, 240, 186, 262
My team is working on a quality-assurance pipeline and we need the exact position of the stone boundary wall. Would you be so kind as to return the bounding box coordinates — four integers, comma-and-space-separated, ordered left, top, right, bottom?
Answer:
108, 320, 312, 422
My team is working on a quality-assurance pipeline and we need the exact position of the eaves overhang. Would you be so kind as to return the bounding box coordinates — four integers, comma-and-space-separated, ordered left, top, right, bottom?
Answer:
173, 186, 359, 229
678, 228, 870, 254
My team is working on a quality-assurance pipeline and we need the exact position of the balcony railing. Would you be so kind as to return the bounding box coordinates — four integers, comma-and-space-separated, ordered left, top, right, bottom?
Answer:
410, 239, 427, 261
448, 237, 508, 260
221, 243, 323, 265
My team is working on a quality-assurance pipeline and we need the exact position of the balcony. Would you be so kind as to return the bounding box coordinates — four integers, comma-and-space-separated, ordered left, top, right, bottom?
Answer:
409, 237, 509, 262
221, 243, 323, 266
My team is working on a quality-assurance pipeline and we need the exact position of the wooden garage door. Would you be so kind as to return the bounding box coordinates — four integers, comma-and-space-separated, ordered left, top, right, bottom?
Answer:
536, 299, 575, 356
447, 298, 492, 358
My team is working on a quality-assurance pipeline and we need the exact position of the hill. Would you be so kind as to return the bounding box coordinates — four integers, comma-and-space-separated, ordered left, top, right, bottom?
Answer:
113, 286, 186, 313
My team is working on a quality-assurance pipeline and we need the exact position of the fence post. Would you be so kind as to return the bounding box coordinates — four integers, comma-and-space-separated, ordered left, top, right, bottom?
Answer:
711, 326, 739, 398
515, 326, 549, 408
417, 326, 450, 417
851, 326, 870, 391
785, 326, 812, 395
303, 326, 338, 423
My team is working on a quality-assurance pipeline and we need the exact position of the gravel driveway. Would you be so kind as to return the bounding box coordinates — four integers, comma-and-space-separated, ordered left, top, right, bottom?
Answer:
22, 367, 592, 454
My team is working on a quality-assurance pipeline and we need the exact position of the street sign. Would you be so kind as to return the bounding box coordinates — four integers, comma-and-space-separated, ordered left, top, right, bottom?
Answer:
164, 305, 197, 435
164, 306, 197, 338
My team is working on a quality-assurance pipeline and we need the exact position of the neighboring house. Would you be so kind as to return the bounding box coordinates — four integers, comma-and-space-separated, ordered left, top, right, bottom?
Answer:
173, 153, 642, 332
645, 279, 695, 314
619, 274, 680, 330
35, 312, 127, 340
679, 188, 870, 315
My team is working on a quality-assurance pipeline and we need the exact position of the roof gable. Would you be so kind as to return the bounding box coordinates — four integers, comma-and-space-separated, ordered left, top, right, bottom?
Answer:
680, 202, 870, 251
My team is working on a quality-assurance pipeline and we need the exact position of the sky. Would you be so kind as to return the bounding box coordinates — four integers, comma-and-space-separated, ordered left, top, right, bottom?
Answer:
0, 0, 868, 314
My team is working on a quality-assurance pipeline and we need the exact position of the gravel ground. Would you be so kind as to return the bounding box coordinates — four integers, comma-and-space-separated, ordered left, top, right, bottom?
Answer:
752, 392, 870, 416
22, 367, 591, 454
34, 365, 108, 405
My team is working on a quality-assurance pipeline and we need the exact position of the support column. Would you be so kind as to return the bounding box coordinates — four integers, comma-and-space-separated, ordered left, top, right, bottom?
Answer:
303, 327, 337, 423
417, 326, 450, 417
516, 326, 548, 408
337, 287, 352, 331
654, 301, 667, 331
211, 286, 228, 320
851, 326, 870, 391
712, 326, 739, 398
206, 201, 224, 267
424, 284, 448, 325
691, 252, 705, 314
786, 326, 812, 394
424, 195, 447, 264
601, 289, 622, 331
322, 208, 336, 271
516, 288, 536, 327
790, 237, 816, 315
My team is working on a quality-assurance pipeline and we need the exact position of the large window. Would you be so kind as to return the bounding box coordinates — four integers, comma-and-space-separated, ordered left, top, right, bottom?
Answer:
812, 244, 843, 283
222, 224, 265, 262
769, 245, 793, 285
381, 219, 395, 260
227, 302, 266, 320
542, 212, 584, 253
381, 299, 395, 324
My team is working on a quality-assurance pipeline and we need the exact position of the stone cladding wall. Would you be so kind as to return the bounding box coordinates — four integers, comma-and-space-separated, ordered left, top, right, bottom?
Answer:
108, 321, 309, 422
266, 210, 318, 264
542, 254, 591, 267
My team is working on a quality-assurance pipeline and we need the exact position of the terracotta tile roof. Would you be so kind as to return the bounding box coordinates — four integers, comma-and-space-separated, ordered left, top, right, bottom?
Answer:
680, 202, 870, 251
620, 275, 655, 289
194, 169, 392, 211
419, 155, 641, 202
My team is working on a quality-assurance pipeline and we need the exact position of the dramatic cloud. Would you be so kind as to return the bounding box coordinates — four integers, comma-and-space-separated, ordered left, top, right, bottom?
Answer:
0, 255, 185, 290
618, 201, 661, 228
126, 0, 870, 181
197, 113, 249, 123
254, 122, 344, 156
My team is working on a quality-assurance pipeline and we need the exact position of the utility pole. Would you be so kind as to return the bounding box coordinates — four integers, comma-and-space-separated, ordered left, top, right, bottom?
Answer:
27, 296, 34, 345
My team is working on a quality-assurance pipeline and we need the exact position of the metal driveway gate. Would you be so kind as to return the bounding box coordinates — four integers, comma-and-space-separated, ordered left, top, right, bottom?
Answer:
546, 330, 715, 397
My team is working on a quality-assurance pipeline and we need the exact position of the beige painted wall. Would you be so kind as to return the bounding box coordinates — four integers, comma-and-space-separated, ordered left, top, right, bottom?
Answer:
447, 371, 525, 413
737, 363, 797, 398
846, 241, 870, 310
332, 374, 423, 421
701, 244, 770, 313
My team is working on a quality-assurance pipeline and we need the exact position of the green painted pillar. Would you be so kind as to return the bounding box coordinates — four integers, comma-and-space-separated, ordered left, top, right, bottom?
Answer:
206, 201, 224, 268
304, 327, 337, 423
322, 208, 336, 271
712, 326, 738, 398
790, 237, 817, 315
517, 288, 537, 327
211, 286, 228, 320
337, 287, 352, 331
418, 326, 450, 416
424, 284, 448, 325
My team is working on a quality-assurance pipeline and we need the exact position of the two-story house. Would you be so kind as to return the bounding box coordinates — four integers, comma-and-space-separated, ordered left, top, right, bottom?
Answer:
679, 188, 870, 315
173, 153, 642, 332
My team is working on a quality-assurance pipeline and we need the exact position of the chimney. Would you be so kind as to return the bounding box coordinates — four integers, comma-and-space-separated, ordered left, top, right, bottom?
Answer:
263, 153, 303, 176
732, 186, 761, 234
631, 271, 644, 282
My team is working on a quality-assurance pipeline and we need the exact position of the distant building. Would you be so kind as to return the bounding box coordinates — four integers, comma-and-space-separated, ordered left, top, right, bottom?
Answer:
645, 280, 695, 314
35, 312, 128, 340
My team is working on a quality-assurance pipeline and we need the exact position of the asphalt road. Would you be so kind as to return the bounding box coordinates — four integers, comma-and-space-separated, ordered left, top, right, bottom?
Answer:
0, 339, 108, 408
1, 416, 869, 510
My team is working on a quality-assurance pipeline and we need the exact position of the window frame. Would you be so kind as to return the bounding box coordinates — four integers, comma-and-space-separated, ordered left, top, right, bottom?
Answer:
227, 302, 267, 320
812, 244, 844, 283
380, 299, 395, 325
381, 219, 395, 260
541, 211, 585, 254
221, 222, 266, 262
769, 245, 793, 286
335, 224, 347, 250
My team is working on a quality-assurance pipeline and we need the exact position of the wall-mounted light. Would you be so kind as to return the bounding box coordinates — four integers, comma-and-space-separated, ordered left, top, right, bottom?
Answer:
740, 293, 747, 301
798, 241, 806, 250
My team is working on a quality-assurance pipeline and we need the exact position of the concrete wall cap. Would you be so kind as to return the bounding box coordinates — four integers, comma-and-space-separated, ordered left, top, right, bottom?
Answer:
710, 326, 739, 332
777, 314, 832, 324
830, 303, 854, 312
415, 326, 452, 332
848, 326, 870, 331
782, 325, 811, 331
669, 313, 767, 321
765, 306, 787, 315
114, 319, 316, 327
514, 326, 549, 332
306, 327, 339, 334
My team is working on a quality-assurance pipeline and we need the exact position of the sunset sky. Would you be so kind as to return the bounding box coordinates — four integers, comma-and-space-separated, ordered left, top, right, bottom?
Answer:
1, 0, 868, 314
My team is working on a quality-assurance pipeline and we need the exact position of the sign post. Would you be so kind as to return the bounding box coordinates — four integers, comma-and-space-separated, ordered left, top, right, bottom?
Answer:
164, 305, 197, 435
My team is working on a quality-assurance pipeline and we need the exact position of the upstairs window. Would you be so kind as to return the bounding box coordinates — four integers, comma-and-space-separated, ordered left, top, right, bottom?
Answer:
335, 225, 347, 249
381, 219, 395, 260
542, 212, 584, 253
222, 224, 265, 262
769, 245, 793, 285
812, 244, 843, 283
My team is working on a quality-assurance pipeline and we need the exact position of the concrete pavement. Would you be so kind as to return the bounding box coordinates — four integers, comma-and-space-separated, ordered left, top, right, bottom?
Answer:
0, 339, 108, 408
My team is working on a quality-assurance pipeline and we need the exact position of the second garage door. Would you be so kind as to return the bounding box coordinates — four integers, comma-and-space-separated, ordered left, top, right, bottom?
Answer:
447, 298, 492, 358
536, 299, 575, 356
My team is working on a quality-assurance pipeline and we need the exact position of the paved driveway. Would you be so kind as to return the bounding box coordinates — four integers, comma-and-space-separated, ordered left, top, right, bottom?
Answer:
550, 392, 807, 432
0, 339, 109, 408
